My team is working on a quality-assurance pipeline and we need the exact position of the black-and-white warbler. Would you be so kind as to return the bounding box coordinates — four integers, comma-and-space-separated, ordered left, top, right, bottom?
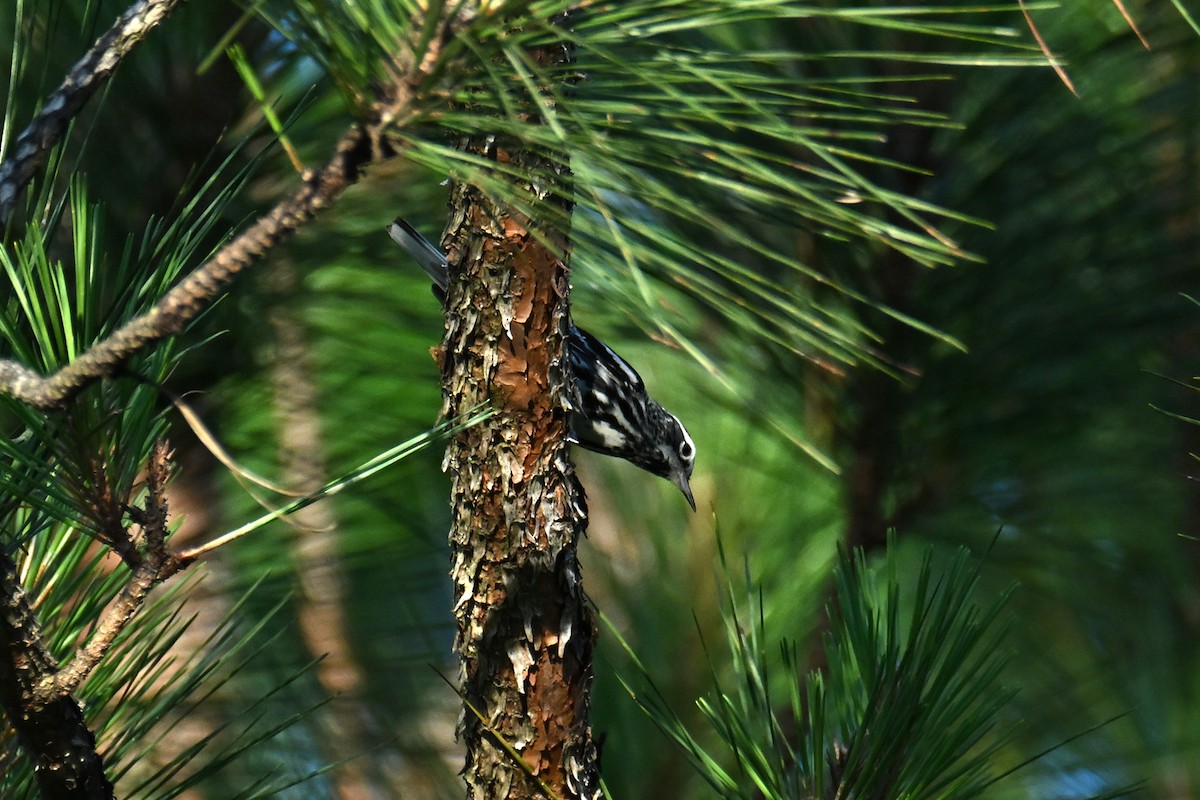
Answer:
388, 217, 697, 510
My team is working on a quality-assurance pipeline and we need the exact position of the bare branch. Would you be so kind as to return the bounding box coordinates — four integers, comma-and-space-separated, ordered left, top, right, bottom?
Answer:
81, 449, 143, 567
35, 555, 181, 706
0, 0, 190, 227
0, 6, 426, 789
0, 122, 374, 410
142, 439, 173, 553
35, 440, 186, 704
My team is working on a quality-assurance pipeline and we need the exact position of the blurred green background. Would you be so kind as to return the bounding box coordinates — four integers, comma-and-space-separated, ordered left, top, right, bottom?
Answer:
4, 1, 1200, 798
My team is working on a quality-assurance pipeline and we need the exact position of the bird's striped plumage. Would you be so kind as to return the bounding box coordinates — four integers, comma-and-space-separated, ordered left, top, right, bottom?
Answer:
388, 217, 696, 510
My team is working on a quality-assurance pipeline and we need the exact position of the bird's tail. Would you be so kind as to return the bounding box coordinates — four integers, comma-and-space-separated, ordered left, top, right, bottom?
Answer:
388, 217, 450, 292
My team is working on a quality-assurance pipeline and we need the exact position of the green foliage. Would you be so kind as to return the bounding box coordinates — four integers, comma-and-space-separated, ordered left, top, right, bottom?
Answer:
2, 1, 1199, 798
247, 1, 1052, 468
0, 172, 212, 534
0, 492, 326, 799
615, 541, 1016, 800
0, 10, 455, 794
0, 165, 293, 793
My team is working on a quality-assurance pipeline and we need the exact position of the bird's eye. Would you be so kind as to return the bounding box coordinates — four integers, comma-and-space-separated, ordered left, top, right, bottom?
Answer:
679, 441, 694, 459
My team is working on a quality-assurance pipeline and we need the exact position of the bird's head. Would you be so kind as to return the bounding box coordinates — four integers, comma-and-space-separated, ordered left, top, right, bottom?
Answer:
661, 413, 696, 511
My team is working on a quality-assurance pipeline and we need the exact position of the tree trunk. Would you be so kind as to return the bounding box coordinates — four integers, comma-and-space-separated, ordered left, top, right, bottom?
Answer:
442, 39, 598, 792
0, 548, 114, 800
442, 178, 598, 800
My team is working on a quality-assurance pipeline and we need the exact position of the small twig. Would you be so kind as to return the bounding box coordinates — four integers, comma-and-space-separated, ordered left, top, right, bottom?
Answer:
34, 550, 186, 705
0, 0, 190, 227
0, 122, 374, 410
142, 439, 173, 554
123, 372, 308, 497
82, 450, 143, 567
176, 409, 487, 562
34, 439, 186, 704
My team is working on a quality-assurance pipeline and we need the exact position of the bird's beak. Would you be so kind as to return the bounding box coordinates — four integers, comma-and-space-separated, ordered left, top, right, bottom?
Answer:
673, 472, 697, 512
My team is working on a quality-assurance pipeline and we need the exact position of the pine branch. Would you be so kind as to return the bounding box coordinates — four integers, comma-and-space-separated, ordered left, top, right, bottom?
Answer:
36, 441, 186, 705
0, 122, 375, 411
0, 0, 190, 227
36, 552, 184, 708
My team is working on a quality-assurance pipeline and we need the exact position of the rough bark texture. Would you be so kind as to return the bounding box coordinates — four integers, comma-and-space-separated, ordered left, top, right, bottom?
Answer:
442, 142, 598, 797
0, 547, 114, 800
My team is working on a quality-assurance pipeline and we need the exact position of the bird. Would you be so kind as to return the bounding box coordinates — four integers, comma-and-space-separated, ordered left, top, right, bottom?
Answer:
388, 217, 696, 510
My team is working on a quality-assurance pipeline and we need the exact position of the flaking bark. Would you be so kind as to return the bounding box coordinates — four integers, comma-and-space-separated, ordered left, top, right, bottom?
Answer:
443, 150, 599, 798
